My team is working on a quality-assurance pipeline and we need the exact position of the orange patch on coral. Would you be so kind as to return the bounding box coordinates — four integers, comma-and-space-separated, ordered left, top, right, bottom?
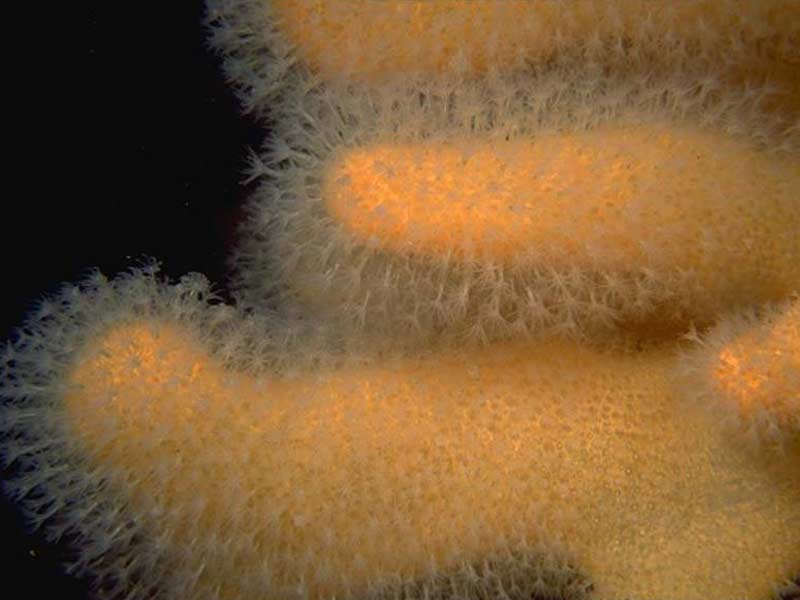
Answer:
271, 0, 799, 83
323, 124, 800, 281
714, 301, 800, 423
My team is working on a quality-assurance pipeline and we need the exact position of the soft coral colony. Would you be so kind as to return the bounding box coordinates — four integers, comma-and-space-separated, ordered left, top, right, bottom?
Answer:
2, 2, 799, 599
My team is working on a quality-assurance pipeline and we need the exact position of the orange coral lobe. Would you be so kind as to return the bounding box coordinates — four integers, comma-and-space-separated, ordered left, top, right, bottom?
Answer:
64, 321, 800, 600
714, 301, 800, 422
271, 0, 799, 82
323, 124, 800, 274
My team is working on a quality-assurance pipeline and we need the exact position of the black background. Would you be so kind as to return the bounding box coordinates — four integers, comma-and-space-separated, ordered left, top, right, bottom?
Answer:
1, 2, 260, 595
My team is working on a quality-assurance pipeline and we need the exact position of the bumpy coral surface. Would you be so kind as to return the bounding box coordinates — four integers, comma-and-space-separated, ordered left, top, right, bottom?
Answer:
322, 123, 799, 279
2, 1, 799, 599
66, 317, 799, 600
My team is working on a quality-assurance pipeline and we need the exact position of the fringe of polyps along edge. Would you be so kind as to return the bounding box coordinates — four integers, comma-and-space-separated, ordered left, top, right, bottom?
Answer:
0, 266, 196, 599
0, 264, 369, 599
675, 295, 800, 453
358, 542, 594, 600
0, 264, 598, 600
204, 0, 800, 106
227, 61, 800, 350
206, 0, 800, 351
204, 0, 309, 121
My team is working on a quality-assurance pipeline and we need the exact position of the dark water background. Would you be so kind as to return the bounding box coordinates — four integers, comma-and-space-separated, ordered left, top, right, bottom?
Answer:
1, 2, 259, 596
